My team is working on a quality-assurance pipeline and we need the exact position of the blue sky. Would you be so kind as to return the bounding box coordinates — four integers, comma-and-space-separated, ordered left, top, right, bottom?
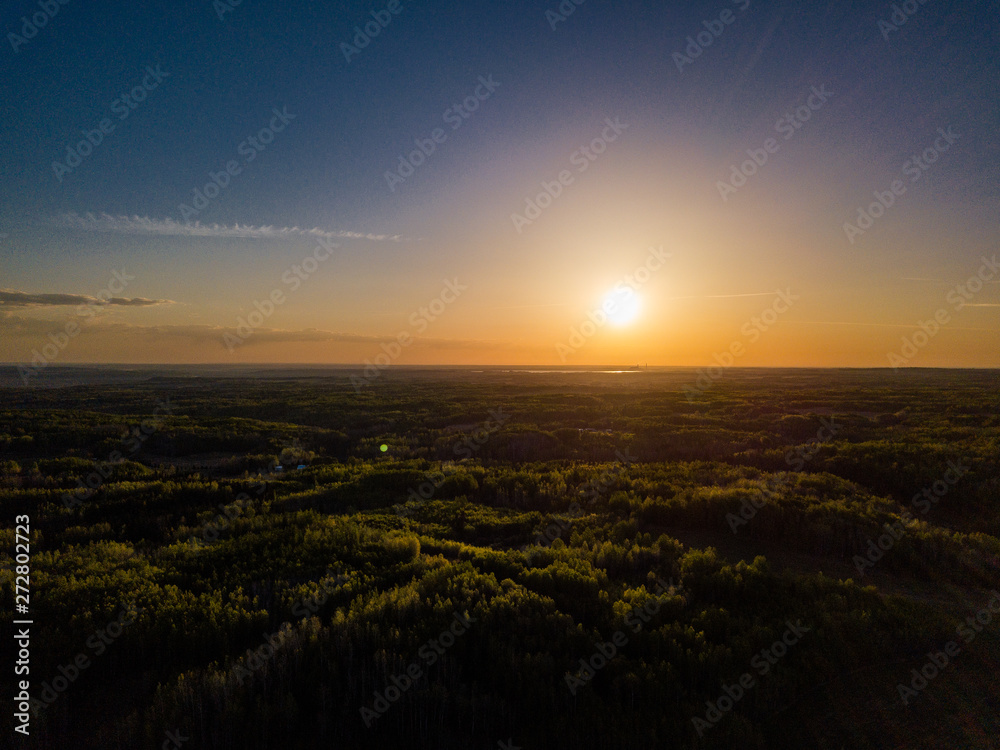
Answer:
1, 0, 998, 367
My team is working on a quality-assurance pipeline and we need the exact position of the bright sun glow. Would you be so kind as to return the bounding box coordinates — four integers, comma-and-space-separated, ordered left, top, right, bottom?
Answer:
603, 286, 641, 326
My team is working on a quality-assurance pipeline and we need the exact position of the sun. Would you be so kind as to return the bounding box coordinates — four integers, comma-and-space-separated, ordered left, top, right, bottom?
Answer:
603, 285, 641, 326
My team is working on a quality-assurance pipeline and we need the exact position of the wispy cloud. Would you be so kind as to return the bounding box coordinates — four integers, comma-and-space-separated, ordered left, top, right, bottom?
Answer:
0, 290, 172, 308
788, 320, 999, 331
490, 302, 571, 310
137, 324, 520, 350
0, 315, 521, 351
667, 292, 782, 300
54, 213, 410, 243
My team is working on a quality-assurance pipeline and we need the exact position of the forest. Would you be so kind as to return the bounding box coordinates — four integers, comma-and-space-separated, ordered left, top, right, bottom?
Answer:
1, 366, 998, 749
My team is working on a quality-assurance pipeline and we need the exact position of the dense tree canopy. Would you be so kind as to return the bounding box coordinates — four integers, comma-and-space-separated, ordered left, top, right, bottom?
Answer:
2, 368, 998, 748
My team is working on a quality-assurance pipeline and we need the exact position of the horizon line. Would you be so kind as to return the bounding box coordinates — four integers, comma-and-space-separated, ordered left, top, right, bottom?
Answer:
2, 363, 1000, 371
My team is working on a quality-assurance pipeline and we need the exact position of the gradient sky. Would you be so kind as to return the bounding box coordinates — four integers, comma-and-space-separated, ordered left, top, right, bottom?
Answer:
1, 0, 998, 368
